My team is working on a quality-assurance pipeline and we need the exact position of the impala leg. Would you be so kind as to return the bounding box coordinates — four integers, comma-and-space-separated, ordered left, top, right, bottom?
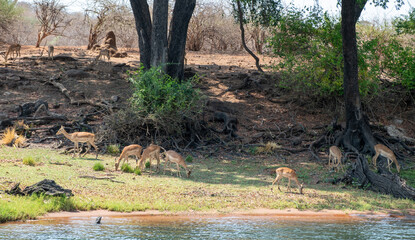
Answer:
90, 141, 99, 159
83, 142, 91, 157
176, 163, 181, 177
287, 178, 292, 192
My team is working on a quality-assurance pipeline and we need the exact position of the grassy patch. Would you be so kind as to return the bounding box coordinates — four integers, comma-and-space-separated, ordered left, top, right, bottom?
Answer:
121, 163, 134, 173
0, 146, 414, 223
93, 163, 105, 171
22, 156, 36, 166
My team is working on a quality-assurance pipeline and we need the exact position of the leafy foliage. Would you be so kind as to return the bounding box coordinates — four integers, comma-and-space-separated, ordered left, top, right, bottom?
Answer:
231, 0, 283, 26
128, 66, 204, 135
0, 0, 21, 31
394, 8, 415, 34
106, 144, 120, 155
268, 7, 415, 96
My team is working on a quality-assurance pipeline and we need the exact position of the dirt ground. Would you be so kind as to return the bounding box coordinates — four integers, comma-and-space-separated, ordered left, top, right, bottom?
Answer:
0, 45, 414, 163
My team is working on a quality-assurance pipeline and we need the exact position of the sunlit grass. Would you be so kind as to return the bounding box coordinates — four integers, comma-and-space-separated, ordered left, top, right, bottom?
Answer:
0, 146, 414, 223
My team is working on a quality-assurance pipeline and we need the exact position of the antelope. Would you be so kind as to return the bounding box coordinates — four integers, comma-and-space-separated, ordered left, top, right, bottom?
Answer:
328, 146, 343, 172
373, 144, 400, 173
5, 44, 21, 61
163, 150, 192, 178
115, 144, 143, 171
271, 167, 303, 194
48, 45, 54, 60
95, 48, 110, 61
56, 126, 99, 159
138, 144, 166, 172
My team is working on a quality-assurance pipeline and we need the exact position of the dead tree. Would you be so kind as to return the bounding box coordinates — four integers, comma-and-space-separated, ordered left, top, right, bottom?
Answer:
34, 0, 71, 47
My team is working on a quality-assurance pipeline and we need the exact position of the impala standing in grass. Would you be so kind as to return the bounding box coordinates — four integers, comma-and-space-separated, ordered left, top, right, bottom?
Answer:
56, 126, 98, 159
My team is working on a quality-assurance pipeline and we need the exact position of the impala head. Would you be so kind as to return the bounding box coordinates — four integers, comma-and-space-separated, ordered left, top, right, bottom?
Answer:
56, 126, 65, 135
186, 167, 192, 178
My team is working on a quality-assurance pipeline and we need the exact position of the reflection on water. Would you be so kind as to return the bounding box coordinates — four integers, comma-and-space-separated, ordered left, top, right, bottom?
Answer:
1, 216, 414, 240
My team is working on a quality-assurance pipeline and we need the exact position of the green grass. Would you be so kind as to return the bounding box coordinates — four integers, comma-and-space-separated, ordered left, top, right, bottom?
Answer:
93, 163, 105, 171
0, 146, 414, 223
121, 163, 134, 173
22, 156, 36, 166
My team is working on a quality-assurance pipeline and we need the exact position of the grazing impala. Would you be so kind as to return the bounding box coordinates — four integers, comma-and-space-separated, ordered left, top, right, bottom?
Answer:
271, 167, 303, 194
115, 144, 143, 171
329, 146, 343, 172
373, 144, 400, 173
5, 44, 21, 61
56, 126, 98, 159
48, 45, 54, 59
163, 150, 192, 178
138, 144, 165, 172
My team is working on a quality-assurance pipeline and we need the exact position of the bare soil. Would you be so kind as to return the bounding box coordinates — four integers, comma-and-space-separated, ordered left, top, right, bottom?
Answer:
0, 46, 414, 162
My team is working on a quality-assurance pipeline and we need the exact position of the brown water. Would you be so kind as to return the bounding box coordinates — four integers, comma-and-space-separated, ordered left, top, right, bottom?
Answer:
1, 215, 414, 239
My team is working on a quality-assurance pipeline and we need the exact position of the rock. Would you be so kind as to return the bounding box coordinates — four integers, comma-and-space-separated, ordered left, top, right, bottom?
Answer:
65, 69, 89, 79
21, 179, 73, 197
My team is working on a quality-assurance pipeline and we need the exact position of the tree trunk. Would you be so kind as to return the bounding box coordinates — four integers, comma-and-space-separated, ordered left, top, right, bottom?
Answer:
151, 0, 168, 68
340, 0, 415, 200
130, 0, 152, 69
87, 24, 98, 50
236, 0, 263, 73
166, 0, 196, 80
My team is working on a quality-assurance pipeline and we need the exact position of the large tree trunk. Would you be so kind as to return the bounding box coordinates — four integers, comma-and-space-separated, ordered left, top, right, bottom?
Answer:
130, 0, 152, 69
340, 0, 415, 200
151, 0, 168, 68
166, 0, 196, 80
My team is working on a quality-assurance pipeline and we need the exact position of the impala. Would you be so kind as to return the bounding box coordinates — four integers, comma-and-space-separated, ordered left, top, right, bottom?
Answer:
373, 144, 400, 173
5, 44, 21, 61
56, 126, 98, 159
138, 144, 165, 172
163, 150, 192, 178
271, 167, 303, 194
95, 48, 110, 61
328, 146, 343, 172
115, 144, 143, 171
48, 45, 54, 60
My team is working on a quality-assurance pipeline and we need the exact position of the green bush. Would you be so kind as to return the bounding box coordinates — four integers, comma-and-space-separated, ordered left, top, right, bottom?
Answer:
93, 163, 104, 171
268, 7, 415, 97
185, 155, 193, 163
145, 161, 151, 169
121, 163, 134, 173
22, 156, 36, 166
128, 66, 204, 135
106, 144, 120, 155
134, 168, 142, 175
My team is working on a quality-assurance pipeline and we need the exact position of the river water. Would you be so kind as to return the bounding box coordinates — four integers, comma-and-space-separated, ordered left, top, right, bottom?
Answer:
1, 215, 414, 239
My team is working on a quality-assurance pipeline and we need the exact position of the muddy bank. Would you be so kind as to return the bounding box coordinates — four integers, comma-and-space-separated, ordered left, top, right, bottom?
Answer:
39, 208, 415, 221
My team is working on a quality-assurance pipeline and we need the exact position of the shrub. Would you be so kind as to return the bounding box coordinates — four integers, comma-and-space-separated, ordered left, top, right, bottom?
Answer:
268, 7, 415, 96
134, 168, 141, 175
93, 163, 105, 171
0, 127, 26, 147
185, 155, 193, 163
128, 66, 205, 135
106, 144, 120, 155
22, 156, 36, 166
121, 163, 134, 173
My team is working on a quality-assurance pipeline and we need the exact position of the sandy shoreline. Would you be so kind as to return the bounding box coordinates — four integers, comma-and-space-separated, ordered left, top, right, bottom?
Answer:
39, 208, 415, 221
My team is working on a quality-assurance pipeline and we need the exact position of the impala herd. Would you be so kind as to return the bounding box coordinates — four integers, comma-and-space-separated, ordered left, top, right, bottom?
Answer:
55, 124, 402, 195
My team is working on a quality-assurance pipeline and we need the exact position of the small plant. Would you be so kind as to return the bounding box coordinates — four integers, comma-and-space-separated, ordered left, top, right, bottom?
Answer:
134, 168, 142, 175
93, 163, 105, 171
145, 161, 151, 169
22, 156, 36, 166
185, 155, 193, 163
121, 163, 134, 173
106, 144, 120, 155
